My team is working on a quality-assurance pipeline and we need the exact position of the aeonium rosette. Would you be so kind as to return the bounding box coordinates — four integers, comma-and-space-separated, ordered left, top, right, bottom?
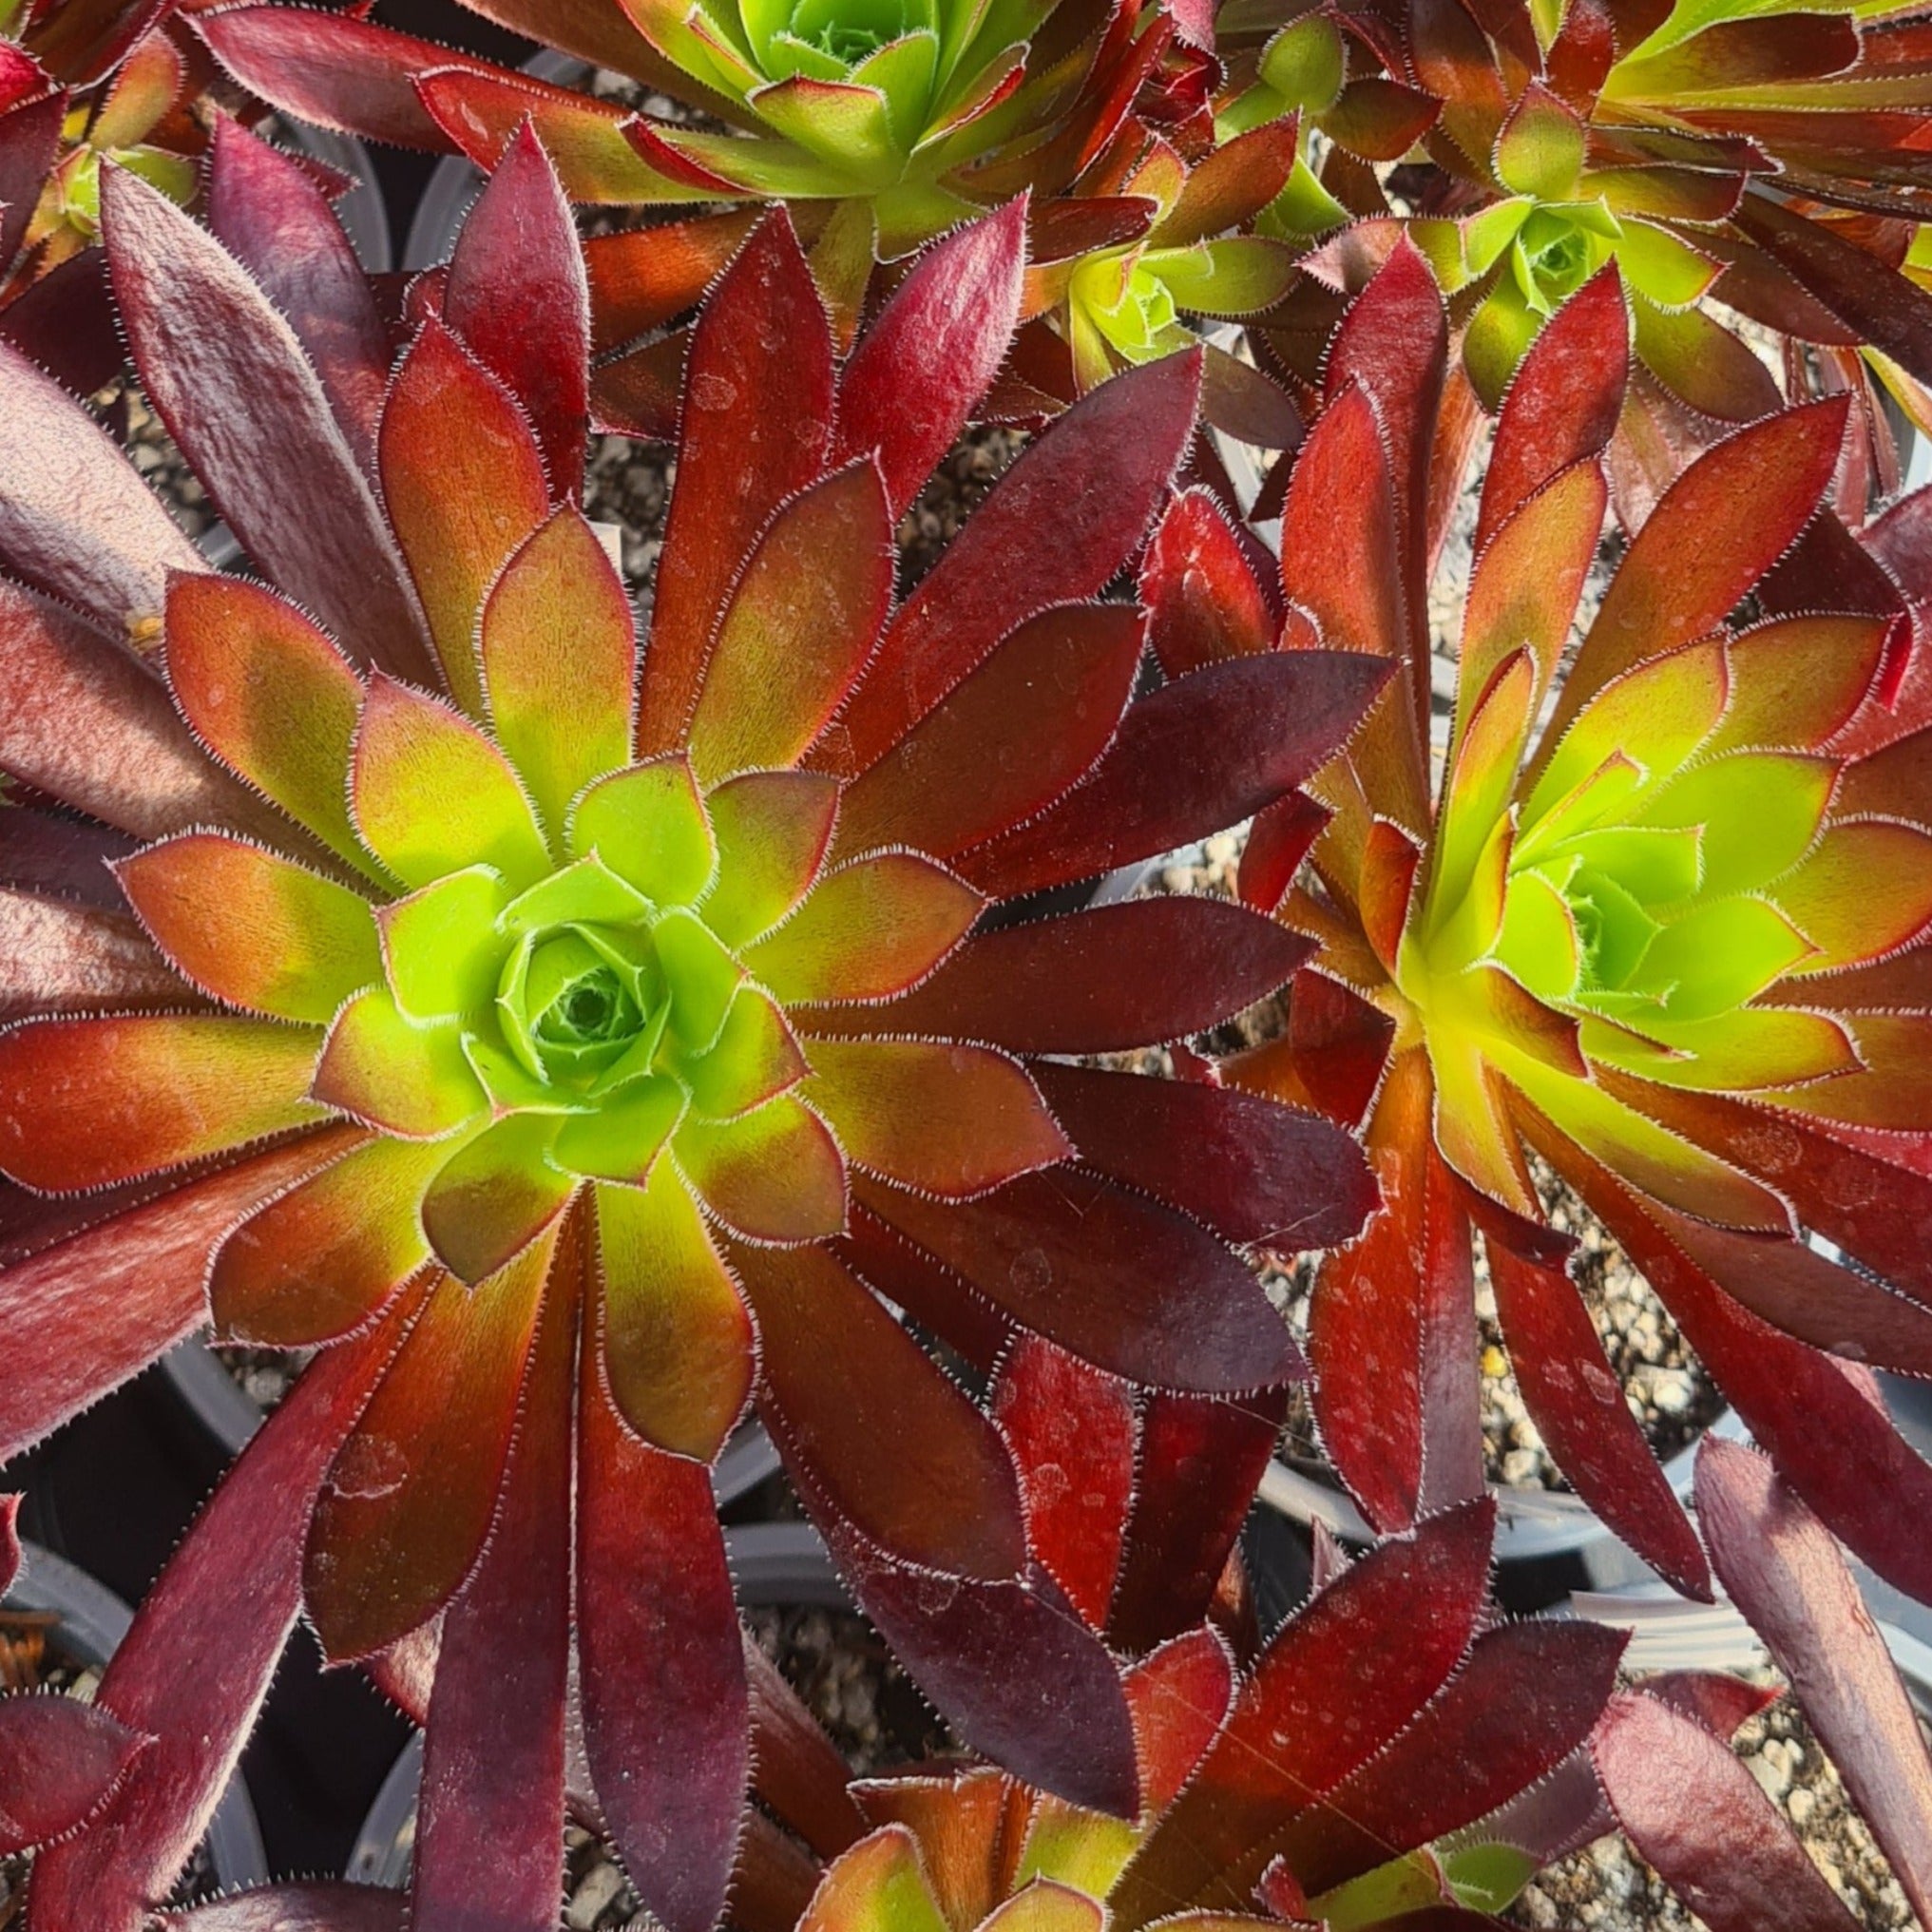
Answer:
0, 122, 1384, 1932
1147, 244, 1932, 1612
792, 1347, 1629, 1932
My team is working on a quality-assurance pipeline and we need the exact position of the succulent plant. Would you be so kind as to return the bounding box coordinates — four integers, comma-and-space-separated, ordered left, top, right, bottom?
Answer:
1148, 241, 1932, 1609
1297, 0, 1932, 469
794, 1343, 1628, 1932
0, 0, 287, 392
192, 0, 1305, 378
0, 1497, 151, 1872
0, 113, 1384, 1929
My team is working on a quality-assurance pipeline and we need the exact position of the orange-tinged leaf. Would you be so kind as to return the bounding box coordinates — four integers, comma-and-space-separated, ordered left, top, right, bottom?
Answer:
676, 1095, 846, 1242
702, 769, 841, 946
0, 1013, 327, 1192
803, 1038, 1069, 1197
164, 573, 374, 877
1779, 820, 1932, 972
595, 1161, 754, 1461
379, 318, 549, 717
746, 852, 981, 1003
1712, 615, 1888, 756
480, 507, 638, 844
305, 1229, 554, 1661
420, 1114, 578, 1284
210, 1134, 449, 1347
799, 1827, 951, 1932
116, 832, 380, 1023
685, 462, 893, 784
351, 672, 549, 891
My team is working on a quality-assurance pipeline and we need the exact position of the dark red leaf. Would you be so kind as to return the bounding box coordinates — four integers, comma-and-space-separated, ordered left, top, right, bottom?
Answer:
0, 1128, 358, 1463
838, 898, 1310, 1056
0, 91, 64, 275
1310, 1053, 1483, 1532
1238, 794, 1329, 917
1108, 1386, 1290, 1655
992, 1335, 1135, 1629
1112, 1498, 1497, 1926
411, 1272, 574, 1932
853, 1167, 1303, 1394
206, 116, 389, 475
1698, 1438, 1932, 1924
1139, 487, 1276, 679
733, 1240, 1029, 1580
639, 211, 833, 754
101, 166, 436, 687
158, 1884, 408, 1932
820, 351, 1201, 775
442, 122, 591, 502
0, 579, 277, 846
744, 1639, 864, 1858
1482, 1221, 1711, 1599
0, 1694, 146, 1854
0, 247, 124, 397
28, 1306, 411, 1932
0, 810, 132, 911
1267, 1620, 1628, 1895
1030, 1062, 1377, 1249
1594, 1690, 1862, 1932
812, 1506, 1141, 1821
955, 652, 1392, 900
834, 198, 1025, 523
1479, 264, 1629, 546
579, 1362, 748, 1932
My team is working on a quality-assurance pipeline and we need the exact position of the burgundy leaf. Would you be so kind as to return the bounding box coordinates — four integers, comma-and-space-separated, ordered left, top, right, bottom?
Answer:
955, 652, 1392, 900
579, 1365, 749, 1932
992, 1335, 1135, 1630
1028, 1062, 1377, 1250
0, 1694, 147, 1853
0, 1128, 360, 1464
1594, 1690, 1861, 1932
821, 351, 1201, 775
1478, 264, 1629, 546
0, 886, 183, 1020
28, 1306, 412, 1932
206, 116, 390, 475
639, 211, 833, 755
1310, 1055, 1483, 1531
0, 247, 124, 398
743, 1639, 865, 1858
1483, 1223, 1711, 1599
852, 1168, 1303, 1395
1112, 1499, 1497, 1926
194, 8, 521, 150
734, 1240, 1030, 1580
834, 198, 1025, 522
0, 1494, 16, 1594
1526, 1104, 1932, 1604
1697, 1437, 1932, 1924
0, 806, 135, 910
442, 123, 591, 502
1263, 1620, 1627, 1895
101, 167, 436, 687
1108, 1385, 1290, 1655
158, 1884, 408, 1932
0, 339, 202, 633
0, 91, 64, 275
812, 1505, 1141, 1822
411, 1277, 574, 1932
838, 899, 1311, 1056
1139, 487, 1276, 679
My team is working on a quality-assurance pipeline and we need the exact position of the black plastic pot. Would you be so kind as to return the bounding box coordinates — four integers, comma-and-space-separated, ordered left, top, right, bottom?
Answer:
3, 1540, 269, 1893
345, 1521, 844, 1888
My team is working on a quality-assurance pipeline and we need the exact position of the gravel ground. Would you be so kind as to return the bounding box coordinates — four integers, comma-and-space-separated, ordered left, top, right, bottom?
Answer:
211, 1343, 311, 1418
115, 383, 217, 547
1513, 1666, 1922, 1929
